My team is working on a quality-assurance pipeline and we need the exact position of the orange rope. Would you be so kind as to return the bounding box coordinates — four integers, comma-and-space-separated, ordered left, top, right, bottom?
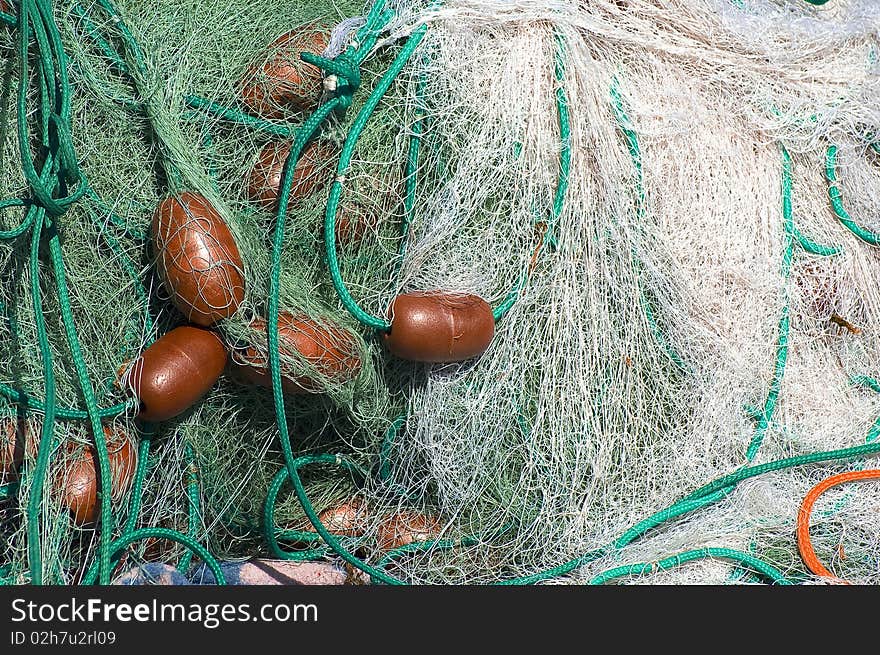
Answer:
796, 469, 880, 583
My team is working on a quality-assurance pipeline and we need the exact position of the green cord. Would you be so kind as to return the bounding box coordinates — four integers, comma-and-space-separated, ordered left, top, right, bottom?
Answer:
792, 225, 841, 257
263, 456, 368, 562
826, 144, 880, 246
47, 226, 116, 584
0, 383, 135, 419
0, 199, 35, 239
396, 67, 426, 274
268, 0, 408, 585
322, 24, 427, 332
323, 26, 572, 330
80, 528, 227, 585
3, 0, 876, 588
0, 482, 19, 498
82, 433, 151, 582
25, 208, 57, 586
851, 375, 880, 394
177, 442, 200, 573
610, 77, 691, 372
295, 431, 880, 584
744, 144, 795, 462
492, 31, 571, 323
589, 547, 791, 585
184, 95, 294, 138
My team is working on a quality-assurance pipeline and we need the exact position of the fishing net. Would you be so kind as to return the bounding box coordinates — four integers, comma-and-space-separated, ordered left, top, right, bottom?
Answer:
1, 0, 879, 586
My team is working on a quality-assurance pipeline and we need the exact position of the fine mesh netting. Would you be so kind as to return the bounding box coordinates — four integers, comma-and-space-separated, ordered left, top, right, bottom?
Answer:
1, 0, 879, 585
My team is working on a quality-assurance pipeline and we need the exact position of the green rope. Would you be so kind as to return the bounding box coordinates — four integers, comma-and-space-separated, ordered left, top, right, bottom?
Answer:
263, 456, 367, 562
7, 0, 137, 585
589, 547, 791, 585
0, 199, 35, 239
80, 527, 226, 585
743, 144, 795, 462
178, 442, 201, 573
610, 77, 690, 372
25, 208, 57, 586
322, 23, 427, 332
47, 233, 116, 584
122, 435, 151, 537
289, 433, 880, 584
82, 432, 151, 580
792, 225, 841, 257
324, 26, 571, 330
184, 95, 294, 138
267, 0, 408, 584
851, 375, 880, 395
826, 144, 880, 246
500, 440, 880, 585
492, 31, 571, 323
0, 383, 135, 419
396, 67, 427, 274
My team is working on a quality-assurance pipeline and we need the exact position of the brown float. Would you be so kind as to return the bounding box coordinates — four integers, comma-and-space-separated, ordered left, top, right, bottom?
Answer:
152, 192, 246, 327
59, 425, 138, 525
384, 292, 494, 363
119, 325, 228, 422
317, 498, 368, 537
247, 140, 334, 212
240, 26, 329, 119
376, 511, 442, 551
230, 311, 361, 394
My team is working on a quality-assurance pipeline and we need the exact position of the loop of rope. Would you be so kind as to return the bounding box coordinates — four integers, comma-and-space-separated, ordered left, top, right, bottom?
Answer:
263, 456, 367, 563
796, 469, 880, 583
826, 144, 880, 246
323, 24, 572, 331
322, 24, 427, 332
589, 547, 791, 585
79, 527, 227, 585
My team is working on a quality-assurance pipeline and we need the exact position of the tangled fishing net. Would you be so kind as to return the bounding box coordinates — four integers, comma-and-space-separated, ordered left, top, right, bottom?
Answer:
1, 0, 879, 586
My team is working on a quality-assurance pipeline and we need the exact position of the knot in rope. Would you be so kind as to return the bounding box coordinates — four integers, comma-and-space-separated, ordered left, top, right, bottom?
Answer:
17, 0, 86, 219
299, 4, 394, 113
302, 51, 362, 107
